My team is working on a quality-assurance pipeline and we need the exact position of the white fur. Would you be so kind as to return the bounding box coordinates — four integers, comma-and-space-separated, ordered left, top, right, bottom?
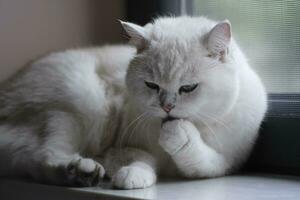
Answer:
0, 16, 267, 189
108, 16, 267, 188
0, 45, 136, 186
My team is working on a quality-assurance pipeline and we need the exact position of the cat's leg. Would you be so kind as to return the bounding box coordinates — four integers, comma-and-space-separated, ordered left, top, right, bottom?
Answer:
35, 111, 105, 186
159, 119, 230, 178
102, 147, 157, 189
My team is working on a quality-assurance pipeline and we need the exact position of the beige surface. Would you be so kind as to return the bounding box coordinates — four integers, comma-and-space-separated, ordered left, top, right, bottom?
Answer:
0, 0, 125, 82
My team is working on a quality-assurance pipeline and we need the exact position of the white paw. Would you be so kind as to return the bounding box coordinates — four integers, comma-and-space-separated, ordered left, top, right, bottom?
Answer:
159, 119, 192, 155
112, 166, 156, 189
67, 158, 105, 186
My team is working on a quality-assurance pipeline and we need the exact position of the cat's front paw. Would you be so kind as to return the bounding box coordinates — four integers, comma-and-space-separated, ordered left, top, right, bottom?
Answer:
66, 158, 105, 187
112, 166, 156, 189
159, 119, 192, 155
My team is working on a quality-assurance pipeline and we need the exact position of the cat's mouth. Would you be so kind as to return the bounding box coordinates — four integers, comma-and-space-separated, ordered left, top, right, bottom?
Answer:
161, 115, 179, 124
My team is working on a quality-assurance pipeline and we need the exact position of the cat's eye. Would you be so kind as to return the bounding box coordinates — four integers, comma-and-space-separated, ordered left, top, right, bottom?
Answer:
179, 83, 199, 94
144, 81, 160, 92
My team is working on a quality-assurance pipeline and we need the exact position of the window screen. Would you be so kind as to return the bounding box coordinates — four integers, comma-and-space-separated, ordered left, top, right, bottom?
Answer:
190, 0, 300, 175
192, 0, 300, 94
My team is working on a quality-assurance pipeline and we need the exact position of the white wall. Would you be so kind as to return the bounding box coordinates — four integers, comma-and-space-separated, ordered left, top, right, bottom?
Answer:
0, 0, 126, 82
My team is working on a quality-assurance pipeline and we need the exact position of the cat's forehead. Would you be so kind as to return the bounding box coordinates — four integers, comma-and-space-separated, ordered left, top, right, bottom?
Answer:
145, 42, 202, 84
149, 16, 214, 42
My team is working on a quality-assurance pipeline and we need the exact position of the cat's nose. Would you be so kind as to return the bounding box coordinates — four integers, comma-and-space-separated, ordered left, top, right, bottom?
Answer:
162, 104, 175, 113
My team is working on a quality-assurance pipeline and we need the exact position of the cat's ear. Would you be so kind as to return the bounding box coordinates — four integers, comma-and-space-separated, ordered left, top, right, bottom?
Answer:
119, 20, 148, 52
207, 20, 231, 61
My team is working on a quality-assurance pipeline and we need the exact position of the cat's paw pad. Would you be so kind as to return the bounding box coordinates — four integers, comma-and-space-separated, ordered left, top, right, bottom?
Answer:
159, 119, 190, 155
112, 166, 156, 189
67, 158, 105, 186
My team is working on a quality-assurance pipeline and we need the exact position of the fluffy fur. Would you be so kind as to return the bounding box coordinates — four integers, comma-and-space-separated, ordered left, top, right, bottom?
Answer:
0, 16, 267, 189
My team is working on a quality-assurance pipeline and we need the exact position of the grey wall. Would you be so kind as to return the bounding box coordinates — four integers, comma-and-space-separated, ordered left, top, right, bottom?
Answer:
0, 0, 125, 81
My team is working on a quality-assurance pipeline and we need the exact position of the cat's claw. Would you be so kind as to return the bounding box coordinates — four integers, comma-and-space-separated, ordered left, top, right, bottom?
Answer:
66, 158, 105, 187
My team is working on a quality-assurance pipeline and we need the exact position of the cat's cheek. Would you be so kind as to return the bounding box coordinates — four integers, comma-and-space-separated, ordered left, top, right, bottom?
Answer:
177, 92, 202, 115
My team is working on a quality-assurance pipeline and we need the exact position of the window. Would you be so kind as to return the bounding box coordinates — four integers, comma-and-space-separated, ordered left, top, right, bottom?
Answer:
191, 0, 300, 175
193, 0, 300, 94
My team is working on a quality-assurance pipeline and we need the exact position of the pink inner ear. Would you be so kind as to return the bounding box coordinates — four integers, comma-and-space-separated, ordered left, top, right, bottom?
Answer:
221, 23, 231, 41
207, 22, 231, 56
213, 22, 231, 43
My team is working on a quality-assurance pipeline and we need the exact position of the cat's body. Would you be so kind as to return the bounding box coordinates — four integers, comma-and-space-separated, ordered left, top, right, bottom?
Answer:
0, 45, 135, 185
0, 16, 267, 189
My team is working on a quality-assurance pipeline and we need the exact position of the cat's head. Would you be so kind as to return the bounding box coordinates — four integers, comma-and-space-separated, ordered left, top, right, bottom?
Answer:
123, 17, 239, 121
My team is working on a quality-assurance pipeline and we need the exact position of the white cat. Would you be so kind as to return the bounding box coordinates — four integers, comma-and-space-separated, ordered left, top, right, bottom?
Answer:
0, 16, 267, 189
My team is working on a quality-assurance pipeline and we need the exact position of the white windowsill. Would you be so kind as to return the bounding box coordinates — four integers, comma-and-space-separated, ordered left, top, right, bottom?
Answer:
1, 174, 300, 200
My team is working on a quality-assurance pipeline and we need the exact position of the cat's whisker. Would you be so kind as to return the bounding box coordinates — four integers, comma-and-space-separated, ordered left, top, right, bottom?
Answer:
119, 112, 147, 145
125, 115, 153, 161
124, 113, 149, 148
193, 115, 223, 151
145, 121, 152, 148
197, 113, 231, 133
118, 112, 147, 161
